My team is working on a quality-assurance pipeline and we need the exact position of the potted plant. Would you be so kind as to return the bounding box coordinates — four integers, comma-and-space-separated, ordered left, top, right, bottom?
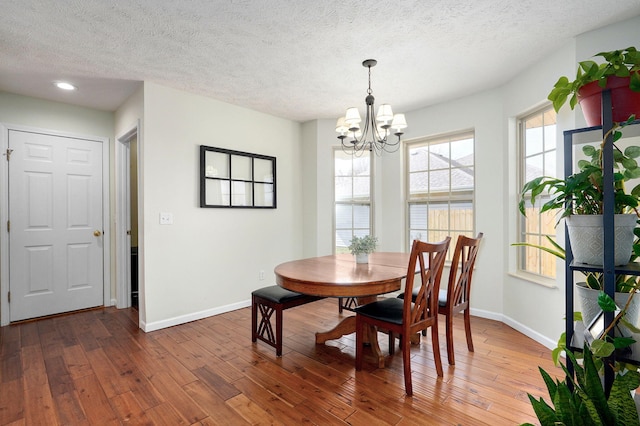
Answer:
348, 235, 378, 264
519, 116, 640, 267
524, 292, 640, 426
548, 46, 640, 126
524, 345, 640, 426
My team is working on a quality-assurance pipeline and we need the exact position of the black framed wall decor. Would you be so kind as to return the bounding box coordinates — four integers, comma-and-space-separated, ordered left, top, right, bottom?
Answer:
200, 145, 277, 208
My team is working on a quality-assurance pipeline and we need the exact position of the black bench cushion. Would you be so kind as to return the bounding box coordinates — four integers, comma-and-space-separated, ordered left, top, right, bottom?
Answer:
252, 285, 307, 304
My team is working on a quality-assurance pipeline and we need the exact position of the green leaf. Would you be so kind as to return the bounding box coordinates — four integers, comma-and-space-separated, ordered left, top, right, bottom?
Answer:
554, 382, 578, 424
608, 371, 640, 425
624, 167, 640, 179
583, 145, 597, 156
620, 316, 640, 334
631, 71, 640, 91
582, 346, 614, 424
597, 291, 617, 312
586, 274, 601, 289
624, 145, 640, 158
527, 394, 559, 425
578, 159, 591, 169
612, 336, 636, 349
590, 339, 615, 357
511, 242, 565, 260
621, 157, 638, 170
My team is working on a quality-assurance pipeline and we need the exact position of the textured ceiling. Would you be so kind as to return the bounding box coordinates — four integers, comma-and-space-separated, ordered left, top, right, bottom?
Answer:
1, 1, 640, 122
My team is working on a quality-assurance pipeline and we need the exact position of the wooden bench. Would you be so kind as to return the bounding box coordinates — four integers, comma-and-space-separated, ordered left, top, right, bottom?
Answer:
251, 285, 323, 356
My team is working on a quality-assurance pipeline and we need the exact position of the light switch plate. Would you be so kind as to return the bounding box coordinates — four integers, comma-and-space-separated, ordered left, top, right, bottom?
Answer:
159, 212, 173, 225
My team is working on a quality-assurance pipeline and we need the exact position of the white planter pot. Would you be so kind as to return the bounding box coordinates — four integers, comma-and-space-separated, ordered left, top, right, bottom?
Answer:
355, 253, 369, 264
575, 282, 640, 335
566, 214, 637, 266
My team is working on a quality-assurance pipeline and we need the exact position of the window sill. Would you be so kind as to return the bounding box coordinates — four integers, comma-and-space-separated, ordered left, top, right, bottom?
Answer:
508, 271, 557, 289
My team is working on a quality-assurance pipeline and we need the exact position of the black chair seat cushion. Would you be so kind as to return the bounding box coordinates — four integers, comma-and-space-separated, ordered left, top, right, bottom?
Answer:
355, 298, 410, 325
252, 285, 306, 304
397, 288, 447, 307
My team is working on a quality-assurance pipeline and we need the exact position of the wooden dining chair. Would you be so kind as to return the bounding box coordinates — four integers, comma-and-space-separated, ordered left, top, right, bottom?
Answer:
438, 233, 483, 365
355, 238, 450, 396
398, 233, 483, 365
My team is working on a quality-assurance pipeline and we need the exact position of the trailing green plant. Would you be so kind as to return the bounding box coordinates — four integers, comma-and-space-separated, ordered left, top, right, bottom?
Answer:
348, 235, 378, 255
548, 47, 640, 113
519, 115, 640, 221
551, 291, 640, 368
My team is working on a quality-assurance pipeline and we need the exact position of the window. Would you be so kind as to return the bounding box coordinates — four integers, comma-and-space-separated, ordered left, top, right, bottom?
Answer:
407, 131, 475, 257
334, 149, 372, 254
517, 106, 557, 278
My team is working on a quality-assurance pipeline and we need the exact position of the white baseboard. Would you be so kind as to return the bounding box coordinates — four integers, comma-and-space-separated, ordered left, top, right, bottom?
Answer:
140, 299, 251, 332
471, 307, 556, 350
136, 300, 557, 351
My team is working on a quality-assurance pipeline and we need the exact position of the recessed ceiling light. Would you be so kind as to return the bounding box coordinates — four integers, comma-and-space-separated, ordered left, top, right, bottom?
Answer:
54, 81, 77, 91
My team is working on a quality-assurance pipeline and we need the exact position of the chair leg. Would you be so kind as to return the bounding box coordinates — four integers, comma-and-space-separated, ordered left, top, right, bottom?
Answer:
338, 298, 344, 313
445, 312, 455, 365
355, 316, 364, 370
388, 331, 395, 355
464, 309, 474, 352
401, 331, 413, 396
251, 296, 258, 343
431, 322, 443, 377
275, 304, 284, 356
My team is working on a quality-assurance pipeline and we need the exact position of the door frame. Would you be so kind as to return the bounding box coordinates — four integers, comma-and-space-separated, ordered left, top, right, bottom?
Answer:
115, 122, 139, 309
0, 123, 111, 326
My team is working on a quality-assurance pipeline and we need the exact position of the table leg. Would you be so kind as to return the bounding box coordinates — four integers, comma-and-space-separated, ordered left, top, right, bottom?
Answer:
366, 325, 386, 368
315, 295, 389, 368
315, 316, 356, 344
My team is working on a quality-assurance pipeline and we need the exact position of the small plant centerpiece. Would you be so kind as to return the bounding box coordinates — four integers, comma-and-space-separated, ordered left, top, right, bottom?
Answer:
547, 47, 640, 126
348, 235, 378, 264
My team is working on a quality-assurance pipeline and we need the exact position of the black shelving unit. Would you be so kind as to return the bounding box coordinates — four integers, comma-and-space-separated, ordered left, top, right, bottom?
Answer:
564, 90, 640, 392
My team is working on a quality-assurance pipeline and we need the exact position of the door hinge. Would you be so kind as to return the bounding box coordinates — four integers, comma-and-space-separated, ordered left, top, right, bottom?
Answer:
7, 291, 10, 303
6, 220, 9, 232
5, 148, 13, 161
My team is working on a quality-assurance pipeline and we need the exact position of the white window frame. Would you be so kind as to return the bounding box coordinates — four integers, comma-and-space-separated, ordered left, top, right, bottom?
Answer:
517, 105, 558, 280
405, 130, 475, 255
333, 148, 373, 254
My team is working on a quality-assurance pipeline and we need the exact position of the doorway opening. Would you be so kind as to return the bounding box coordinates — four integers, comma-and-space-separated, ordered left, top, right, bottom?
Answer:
116, 124, 140, 311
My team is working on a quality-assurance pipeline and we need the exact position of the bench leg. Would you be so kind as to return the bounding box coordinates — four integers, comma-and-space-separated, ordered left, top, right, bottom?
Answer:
252, 297, 284, 356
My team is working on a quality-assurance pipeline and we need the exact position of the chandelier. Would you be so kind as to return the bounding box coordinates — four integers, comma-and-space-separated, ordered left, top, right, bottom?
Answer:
336, 59, 407, 156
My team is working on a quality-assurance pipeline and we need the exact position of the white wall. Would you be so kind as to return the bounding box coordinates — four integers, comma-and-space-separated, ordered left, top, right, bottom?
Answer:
139, 82, 303, 330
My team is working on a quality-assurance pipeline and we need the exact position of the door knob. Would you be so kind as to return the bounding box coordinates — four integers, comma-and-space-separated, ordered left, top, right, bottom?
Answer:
94, 230, 102, 237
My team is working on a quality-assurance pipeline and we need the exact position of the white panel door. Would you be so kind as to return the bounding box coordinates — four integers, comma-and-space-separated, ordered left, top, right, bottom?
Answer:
9, 130, 104, 321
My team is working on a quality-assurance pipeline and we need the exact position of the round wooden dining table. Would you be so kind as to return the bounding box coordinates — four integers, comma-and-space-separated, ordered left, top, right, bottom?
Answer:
274, 252, 410, 367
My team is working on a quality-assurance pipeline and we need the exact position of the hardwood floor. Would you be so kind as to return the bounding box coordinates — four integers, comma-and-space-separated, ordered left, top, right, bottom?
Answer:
0, 298, 562, 425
